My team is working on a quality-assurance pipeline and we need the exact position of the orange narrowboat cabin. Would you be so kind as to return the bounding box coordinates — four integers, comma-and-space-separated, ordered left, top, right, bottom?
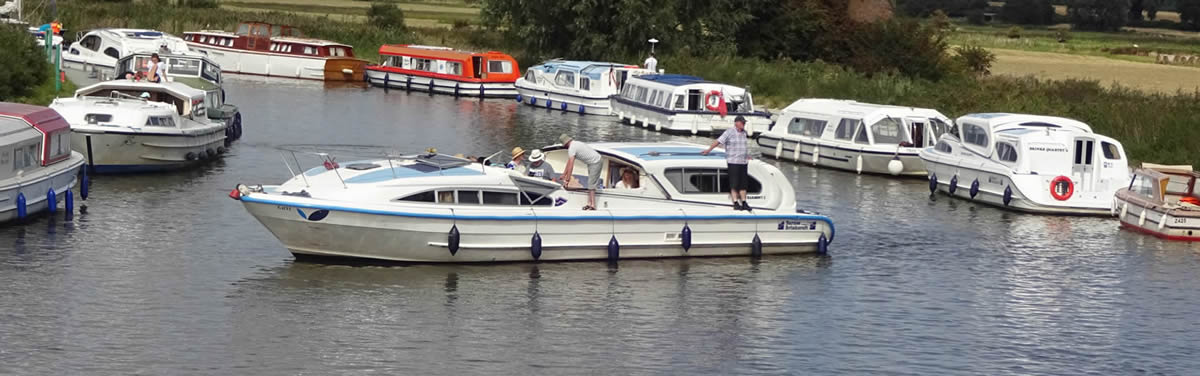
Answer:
365, 45, 520, 98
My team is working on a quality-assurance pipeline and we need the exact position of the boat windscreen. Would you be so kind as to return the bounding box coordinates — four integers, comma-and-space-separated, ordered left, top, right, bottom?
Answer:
510, 174, 561, 203
412, 153, 473, 170
1018, 122, 1062, 128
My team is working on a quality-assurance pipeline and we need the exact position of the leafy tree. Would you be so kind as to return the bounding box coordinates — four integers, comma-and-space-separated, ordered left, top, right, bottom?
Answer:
1130, 0, 1145, 20
1067, 0, 1131, 31
367, 2, 407, 31
895, 0, 990, 17
1002, 0, 1055, 24
1181, 0, 1200, 30
0, 26, 51, 101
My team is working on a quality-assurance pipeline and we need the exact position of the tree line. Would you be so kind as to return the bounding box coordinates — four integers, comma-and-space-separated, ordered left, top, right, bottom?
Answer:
897, 0, 1200, 31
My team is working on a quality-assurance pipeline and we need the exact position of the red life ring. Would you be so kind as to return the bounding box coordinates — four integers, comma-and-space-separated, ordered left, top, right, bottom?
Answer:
1049, 176, 1074, 201
704, 90, 725, 112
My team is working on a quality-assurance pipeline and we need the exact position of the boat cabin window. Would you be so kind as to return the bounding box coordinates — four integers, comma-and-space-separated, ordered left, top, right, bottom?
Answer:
398, 191, 435, 202
447, 61, 463, 75
935, 140, 953, 153
580, 77, 590, 91
636, 87, 648, 102
12, 143, 39, 171
854, 124, 870, 145
995, 142, 1018, 163
656, 91, 668, 107
400, 189, 542, 206
146, 116, 177, 127
236, 24, 251, 36
524, 70, 535, 82
664, 168, 762, 194
104, 47, 120, 59
930, 118, 951, 137
85, 113, 113, 124
649, 90, 659, 105
458, 190, 481, 204
834, 119, 860, 141
787, 117, 827, 137
687, 90, 701, 111
673, 95, 685, 110
168, 58, 202, 76
414, 58, 434, 72
202, 62, 221, 83
303, 46, 318, 55
1074, 139, 1095, 166
48, 131, 70, 161
270, 25, 282, 37
80, 35, 101, 51
554, 71, 575, 87
254, 26, 271, 38
488, 60, 513, 74
962, 123, 989, 147
1102, 142, 1122, 160
1129, 175, 1157, 199
870, 118, 906, 145
483, 191, 519, 205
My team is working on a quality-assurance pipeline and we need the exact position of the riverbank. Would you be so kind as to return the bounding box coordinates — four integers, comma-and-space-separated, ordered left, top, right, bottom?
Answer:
13, 67, 77, 106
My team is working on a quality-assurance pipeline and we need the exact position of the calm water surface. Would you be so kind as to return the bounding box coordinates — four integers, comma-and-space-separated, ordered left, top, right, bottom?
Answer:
2, 76, 1199, 375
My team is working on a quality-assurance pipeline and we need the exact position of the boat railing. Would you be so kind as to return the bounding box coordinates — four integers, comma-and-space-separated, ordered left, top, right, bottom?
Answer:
275, 144, 478, 189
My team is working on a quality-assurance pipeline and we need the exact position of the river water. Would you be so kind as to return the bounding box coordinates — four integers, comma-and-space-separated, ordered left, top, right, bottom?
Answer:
2, 76, 1198, 375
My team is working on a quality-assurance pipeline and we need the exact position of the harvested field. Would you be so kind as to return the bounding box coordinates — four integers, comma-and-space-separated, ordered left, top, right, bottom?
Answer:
990, 48, 1200, 94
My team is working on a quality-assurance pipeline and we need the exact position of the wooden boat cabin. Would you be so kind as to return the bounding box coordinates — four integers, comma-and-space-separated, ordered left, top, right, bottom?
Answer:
183, 22, 356, 59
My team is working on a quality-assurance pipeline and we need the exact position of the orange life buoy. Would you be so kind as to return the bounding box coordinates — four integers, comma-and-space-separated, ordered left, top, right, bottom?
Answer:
1050, 175, 1074, 201
704, 90, 725, 112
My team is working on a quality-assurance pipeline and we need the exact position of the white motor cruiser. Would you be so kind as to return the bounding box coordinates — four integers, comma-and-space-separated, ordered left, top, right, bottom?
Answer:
233, 142, 835, 263
757, 99, 953, 176
921, 113, 1129, 215
62, 28, 190, 80
109, 51, 244, 142
514, 60, 653, 115
0, 102, 87, 223
50, 81, 228, 173
610, 74, 771, 136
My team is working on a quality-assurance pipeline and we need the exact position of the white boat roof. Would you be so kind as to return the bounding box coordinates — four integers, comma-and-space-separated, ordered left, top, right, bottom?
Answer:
629, 74, 748, 94
76, 80, 205, 100
585, 141, 736, 169
957, 113, 1094, 134
187, 30, 348, 47
782, 99, 950, 125
531, 60, 648, 80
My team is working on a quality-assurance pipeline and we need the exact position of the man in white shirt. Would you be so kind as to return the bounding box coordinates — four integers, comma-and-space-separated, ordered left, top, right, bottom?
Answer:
644, 53, 658, 73
557, 134, 603, 210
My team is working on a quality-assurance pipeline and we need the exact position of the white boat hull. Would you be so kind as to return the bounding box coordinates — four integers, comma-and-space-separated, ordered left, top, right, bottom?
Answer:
756, 135, 927, 176
923, 159, 1116, 215
240, 191, 834, 263
1113, 197, 1200, 241
365, 69, 517, 98
73, 128, 227, 173
188, 44, 353, 80
515, 84, 613, 115
0, 153, 85, 223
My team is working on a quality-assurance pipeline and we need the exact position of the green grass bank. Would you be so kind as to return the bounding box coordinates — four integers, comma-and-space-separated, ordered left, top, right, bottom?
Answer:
26, 2, 1200, 168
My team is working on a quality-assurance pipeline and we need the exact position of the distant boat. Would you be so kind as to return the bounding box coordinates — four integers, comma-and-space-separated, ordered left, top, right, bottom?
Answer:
231, 142, 834, 263
51, 81, 229, 173
610, 74, 771, 136
1114, 164, 1200, 241
0, 102, 87, 223
920, 113, 1130, 215
514, 60, 653, 115
62, 28, 190, 77
365, 44, 520, 98
183, 21, 367, 81
757, 99, 953, 176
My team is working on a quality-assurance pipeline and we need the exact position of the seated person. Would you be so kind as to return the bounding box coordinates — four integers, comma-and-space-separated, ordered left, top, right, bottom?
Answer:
506, 146, 527, 174
613, 167, 641, 190
526, 149, 555, 180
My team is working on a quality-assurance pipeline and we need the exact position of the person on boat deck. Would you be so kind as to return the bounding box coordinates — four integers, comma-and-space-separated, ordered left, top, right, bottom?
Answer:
147, 53, 167, 83
526, 149, 555, 180
557, 134, 603, 211
507, 146, 528, 173
701, 115, 752, 211
644, 52, 657, 73
614, 167, 641, 190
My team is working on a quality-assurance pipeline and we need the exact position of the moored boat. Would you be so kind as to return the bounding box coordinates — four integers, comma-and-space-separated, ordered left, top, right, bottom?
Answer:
365, 44, 520, 98
1114, 164, 1200, 241
232, 142, 834, 263
514, 60, 653, 115
108, 51, 244, 142
920, 113, 1129, 215
0, 102, 87, 223
62, 28, 190, 79
610, 74, 771, 136
50, 81, 228, 173
183, 21, 367, 81
757, 99, 953, 176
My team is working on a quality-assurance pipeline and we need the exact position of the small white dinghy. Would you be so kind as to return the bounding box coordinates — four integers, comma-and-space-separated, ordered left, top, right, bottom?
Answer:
920, 113, 1129, 215
232, 142, 835, 263
1113, 164, 1200, 241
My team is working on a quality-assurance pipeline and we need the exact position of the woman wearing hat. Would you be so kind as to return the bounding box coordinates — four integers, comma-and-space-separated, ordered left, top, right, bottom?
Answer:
506, 146, 527, 173
525, 149, 555, 180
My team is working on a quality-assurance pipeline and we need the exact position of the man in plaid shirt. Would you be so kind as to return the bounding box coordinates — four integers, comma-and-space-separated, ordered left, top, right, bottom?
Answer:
701, 116, 752, 211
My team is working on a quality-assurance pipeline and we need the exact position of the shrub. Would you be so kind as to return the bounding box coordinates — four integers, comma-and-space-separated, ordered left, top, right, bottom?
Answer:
367, 2, 406, 31
1001, 0, 1055, 25
0, 26, 51, 101
965, 9, 987, 25
1007, 26, 1023, 39
179, 0, 218, 9
1068, 0, 1131, 31
955, 45, 996, 76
